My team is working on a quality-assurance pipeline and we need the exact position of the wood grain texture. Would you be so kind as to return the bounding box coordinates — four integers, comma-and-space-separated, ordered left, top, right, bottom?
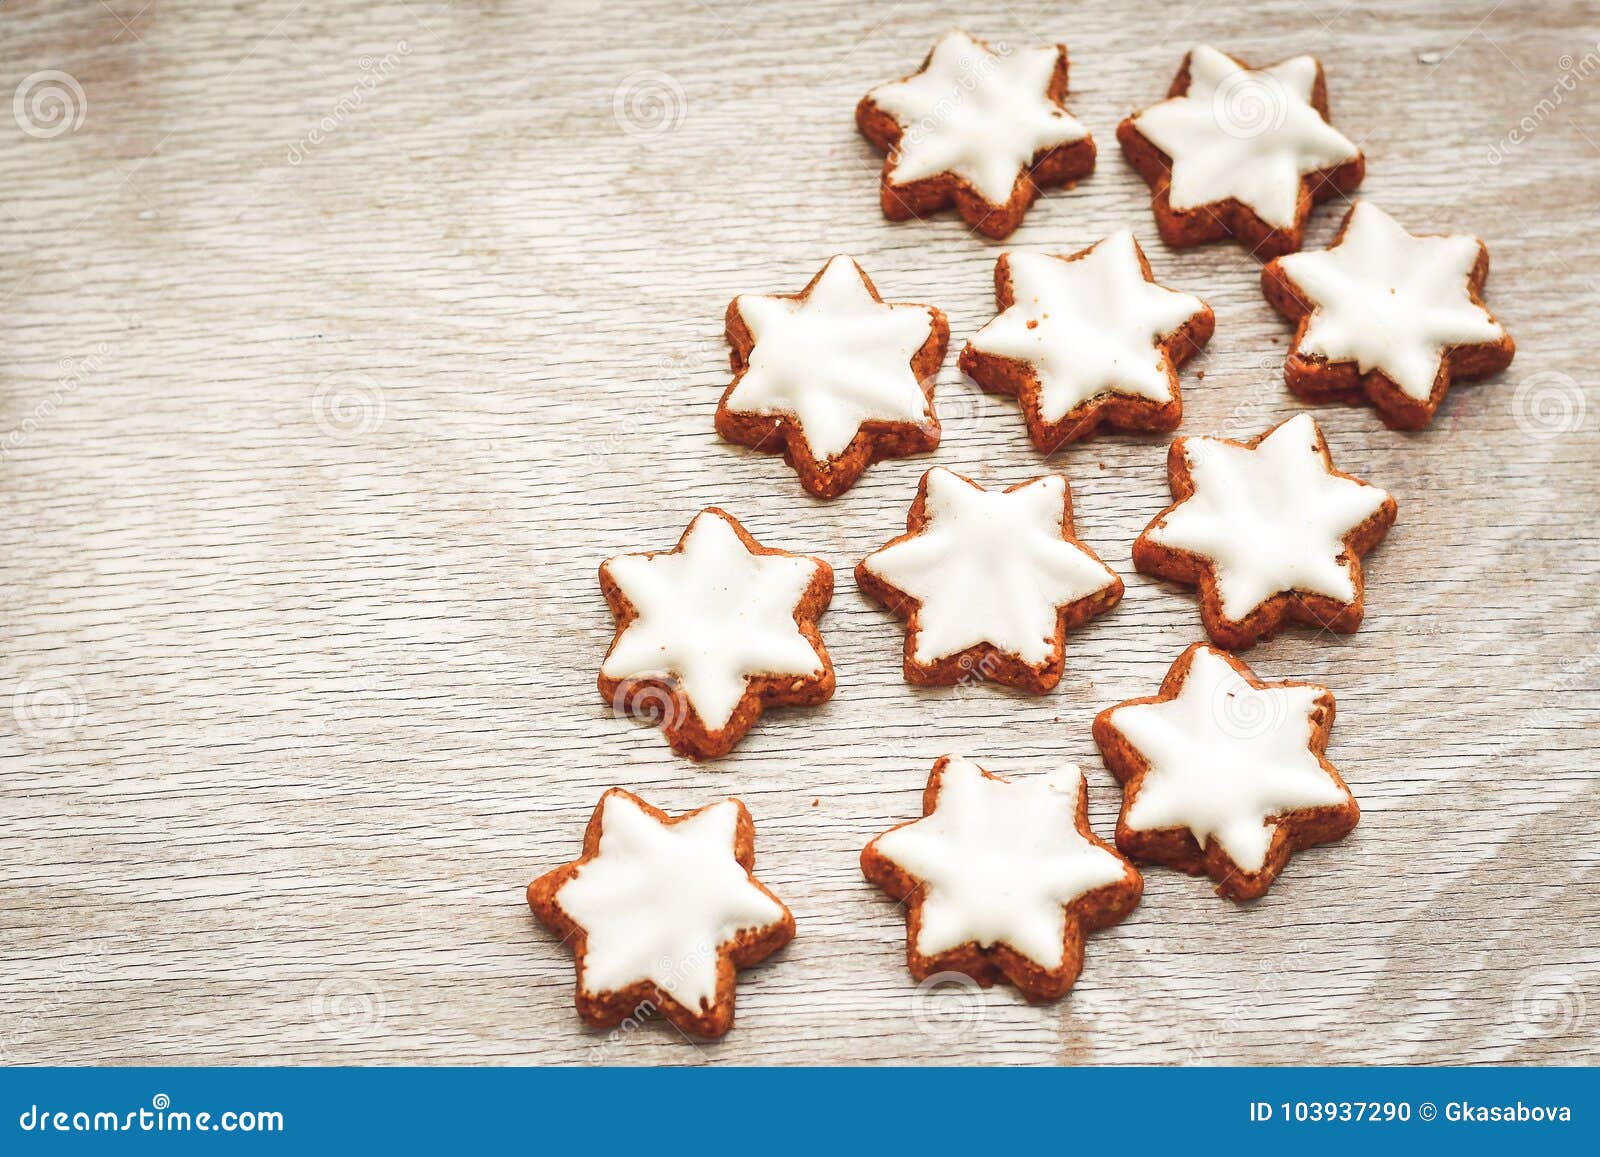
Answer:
0, 0, 1596, 1066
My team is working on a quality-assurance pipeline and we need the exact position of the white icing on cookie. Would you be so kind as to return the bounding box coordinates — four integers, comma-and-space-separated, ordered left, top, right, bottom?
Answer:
967, 231, 1207, 419
1107, 647, 1348, 873
1145, 414, 1389, 621
872, 757, 1127, 968
602, 511, 825, 730
1272, 202, 1505, 400
726, 256, 937, 460
557, 794, 786, 1010
862, 469, 1118, 666
1130, 45, 1359, 229
867, 29, 1089, 206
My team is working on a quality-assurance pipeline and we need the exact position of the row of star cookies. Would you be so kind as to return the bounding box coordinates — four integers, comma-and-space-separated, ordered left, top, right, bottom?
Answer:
600, 412, 1392, 760
862, 31, 1351, 253
721, 207, 1511, 500
825, 31, 1517, 440
533, 643, 1359, 1038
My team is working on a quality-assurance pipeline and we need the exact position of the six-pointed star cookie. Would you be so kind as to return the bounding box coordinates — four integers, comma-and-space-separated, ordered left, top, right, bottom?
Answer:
857, 467, 1122, 691
527, 789, 795, 1039
1117, 45, 1364, 257
1093, 643, 1359, 901
862, 755, 1142, 1001
1133, 413, 1395, 650
959, 230, 1214, 451
1262, 201, 1516, 430
857, 29, 1096, 239
599, 509, 834, 759
718, 256, 949, 498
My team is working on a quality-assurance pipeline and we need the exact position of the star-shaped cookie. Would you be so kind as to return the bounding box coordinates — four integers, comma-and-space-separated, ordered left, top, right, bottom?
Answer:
857, 29, 1096, 239
1093, 643, 1359, 901
718, 256, 948, 498
1262, 201, 1515, 429
527, 789, 795, 1038
1117, 45, 1364, 257
959, 230, 1214, 451
856, 467, 1122, 691
1133, 413, 1395, 650
862, 755, 1142, 1001
599, 509, 834, 759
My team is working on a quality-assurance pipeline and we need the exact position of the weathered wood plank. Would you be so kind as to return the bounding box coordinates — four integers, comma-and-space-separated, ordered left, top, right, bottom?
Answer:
0, 0, 1595, 1064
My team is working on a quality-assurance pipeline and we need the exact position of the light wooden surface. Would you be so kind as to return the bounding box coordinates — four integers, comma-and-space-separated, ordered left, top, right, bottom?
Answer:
1, 0, 1596, 1066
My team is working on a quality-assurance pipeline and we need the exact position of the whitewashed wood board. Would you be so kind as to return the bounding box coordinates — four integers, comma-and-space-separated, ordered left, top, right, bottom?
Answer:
0, 0, 1596, 1065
